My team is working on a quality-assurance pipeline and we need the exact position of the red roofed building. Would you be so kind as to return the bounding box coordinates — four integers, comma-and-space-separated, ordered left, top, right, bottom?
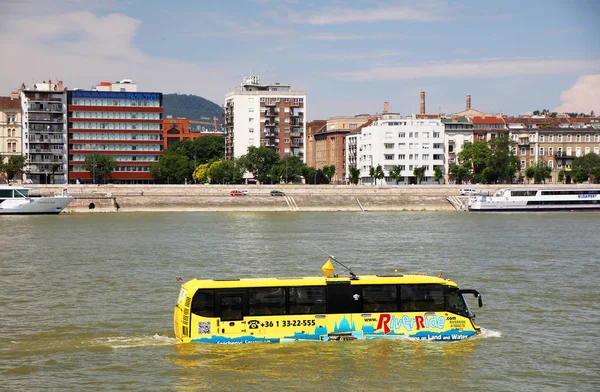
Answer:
471, 115, 507, 142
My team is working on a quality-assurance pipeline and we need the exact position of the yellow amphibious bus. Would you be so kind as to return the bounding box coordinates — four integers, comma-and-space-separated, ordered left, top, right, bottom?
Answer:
174, 267, 483, 344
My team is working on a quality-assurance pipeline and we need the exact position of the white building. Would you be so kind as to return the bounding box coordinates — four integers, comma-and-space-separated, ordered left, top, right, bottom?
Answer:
20, 81, 68, 184
224, 76, 306, 161
353, 116, 445, 184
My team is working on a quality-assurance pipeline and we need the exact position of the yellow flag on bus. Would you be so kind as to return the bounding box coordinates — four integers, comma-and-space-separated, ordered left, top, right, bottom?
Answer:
321, 259, 335, 277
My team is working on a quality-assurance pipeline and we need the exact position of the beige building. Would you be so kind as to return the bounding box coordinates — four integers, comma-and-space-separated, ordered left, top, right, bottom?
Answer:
0, 93, 22, 167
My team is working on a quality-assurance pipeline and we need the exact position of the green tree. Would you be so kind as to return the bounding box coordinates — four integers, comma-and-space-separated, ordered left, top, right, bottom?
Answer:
322, 165, 336, 183
373, 164, 385, 185
85, 153, 116, 184
572, 153, 600, 183
458, 141, 491, 181
302, 166, 317, 184
487, 135, 519, 183
3, 155, 27, 184
348, 165, 360, 185
389, 165, 403, 184
525, 161, 552, 184
281, 156, 304, 183
558, 170, 565, 184
368, 166, 375, 185
149, 152, 191, 184
192, 135, 225, 164
239, 146, 280, 184
449, 164, 470, 185
206, 159, 245, 184
413, 166, 426, 184
193, 162, 211, 184
51, 162, 60, 184
433, 166, 443, 184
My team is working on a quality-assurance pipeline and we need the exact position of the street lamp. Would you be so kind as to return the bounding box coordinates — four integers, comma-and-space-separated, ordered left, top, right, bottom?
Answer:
45, 170, 48, 185
92, 162, 96, 185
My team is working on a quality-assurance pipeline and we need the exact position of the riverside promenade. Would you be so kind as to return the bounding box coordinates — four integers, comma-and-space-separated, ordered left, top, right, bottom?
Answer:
31, 183, 596, 213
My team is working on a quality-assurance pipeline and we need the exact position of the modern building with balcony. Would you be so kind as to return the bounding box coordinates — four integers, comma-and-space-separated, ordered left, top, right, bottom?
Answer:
20, 81, 68, 184
67, 80, 163, 184
441, 116, 473, 184
0, 93, 22, 169
354, 115, 445, 185
224, 76, 306, 162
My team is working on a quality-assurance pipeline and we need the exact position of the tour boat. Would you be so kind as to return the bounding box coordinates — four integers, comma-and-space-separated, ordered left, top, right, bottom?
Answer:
174, 259, 483, 344
468, 188, 600, 212
0, 185, 72, 214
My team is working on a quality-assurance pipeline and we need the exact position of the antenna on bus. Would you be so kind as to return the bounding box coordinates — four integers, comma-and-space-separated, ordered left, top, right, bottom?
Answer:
313, 244, 358, 280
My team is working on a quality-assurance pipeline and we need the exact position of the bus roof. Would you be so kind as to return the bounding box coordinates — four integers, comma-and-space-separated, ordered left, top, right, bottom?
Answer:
182, 274, 457, 290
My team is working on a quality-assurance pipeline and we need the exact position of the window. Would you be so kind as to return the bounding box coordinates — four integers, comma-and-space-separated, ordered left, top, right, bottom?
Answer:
548, 147, 553, 156
566, 147, 572, 156
576, 134, 581, 142
521, 160, 526, 169
384, 143, 394, 149
384, 154, 394, 160
249, 128, 254, 133
433, 132, 440, 138
249, 118, 254, 122
585, 134, 590, 142
549, 134, 554, 142
362, 285, 397, 312
249, 287, 286, 315
548, 160, 553, 169
191, 289, 215, 317
221, 296, 243, 321
567, 134, 572, 142
399, 132, 406, 138
539, 147, 544, 156
540, 135, 545, 142
558, 135, 563, 142
521, 147, 526, 156
289, 286, 326, 314
400, 284, 445, 312
398, 154, 405, 160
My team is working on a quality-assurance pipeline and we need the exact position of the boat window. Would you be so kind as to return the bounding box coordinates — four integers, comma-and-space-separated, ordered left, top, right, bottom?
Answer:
446, 289, 469, 317
289, 286, 326, 314
249, 287, 286, 316
400, 284, 445, 312
510, 190, 537, 197
191, 289, 215, 317
221, 296, 243, 321
0, 189, 14, 198
362, 285, 397, 312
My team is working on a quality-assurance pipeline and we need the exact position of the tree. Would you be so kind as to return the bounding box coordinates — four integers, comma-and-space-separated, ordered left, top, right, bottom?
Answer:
487, 135, 519, 184
413, 166, 426, 184
5, 155, 27, 184
433, 166, 443, 184
457, 141, 490, 182
281, 156, 304, 183
374, 164, 385, 185
389, 165, 403, 184
85, 153, 116, 184
572, 153, 600, 183
192, 136, 225, 164
348, 165, 360, 185
149, 152, 191, 184
206, 159, 245, 184
302, 166, 317, 184
368, 166, 375, 185
193, 162, 211, 184
239, 146, 280, 184
558, 170, 565, 184
51, 162, 60, 184
322, 165, 336, 183
449, 164, 470, 185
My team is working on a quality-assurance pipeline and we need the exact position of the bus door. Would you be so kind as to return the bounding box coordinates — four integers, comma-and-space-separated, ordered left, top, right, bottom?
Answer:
326, 282, 361, 335
216, 289, 248, 337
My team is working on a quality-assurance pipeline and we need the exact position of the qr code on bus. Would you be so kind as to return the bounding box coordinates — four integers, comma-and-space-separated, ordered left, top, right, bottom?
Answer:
198, 321, 211, 335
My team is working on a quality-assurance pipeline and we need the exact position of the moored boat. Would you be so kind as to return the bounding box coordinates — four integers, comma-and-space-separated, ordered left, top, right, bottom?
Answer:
0, 185, 73, 214
468, 188, 600, 212
174, 260, 483, 344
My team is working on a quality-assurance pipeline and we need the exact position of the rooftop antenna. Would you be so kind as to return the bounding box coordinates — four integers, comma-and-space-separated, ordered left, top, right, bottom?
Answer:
313, 244, 358, 279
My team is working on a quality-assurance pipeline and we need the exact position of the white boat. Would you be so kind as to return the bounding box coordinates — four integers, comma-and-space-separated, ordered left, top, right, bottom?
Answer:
0, 185, 73, 214
468, 188, 600, 212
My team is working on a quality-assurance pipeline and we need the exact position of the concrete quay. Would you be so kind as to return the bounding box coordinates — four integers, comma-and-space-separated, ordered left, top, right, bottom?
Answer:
30, 183, 598, 213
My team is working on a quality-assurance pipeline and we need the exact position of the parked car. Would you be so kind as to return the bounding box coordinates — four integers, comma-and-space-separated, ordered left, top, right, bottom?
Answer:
460, 187, 477, 196
241, 190, 249, 195
270, 190, 285, 196
230, 190, 244, 196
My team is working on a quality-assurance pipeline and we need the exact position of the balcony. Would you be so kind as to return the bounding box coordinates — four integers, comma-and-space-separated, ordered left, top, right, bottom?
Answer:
518, 138, 530, 145
264, 132, 278, 137
290, 132, 302, 138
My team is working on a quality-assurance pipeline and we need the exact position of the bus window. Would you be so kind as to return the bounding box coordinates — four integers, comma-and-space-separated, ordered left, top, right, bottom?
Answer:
191, 289, 215, 317
446, 289, 469, 316
249, 287, 286, 315
289, 286, 326, 314
362, 285, 397, 312
400, 284, 445, 312
221, 296, 243, 321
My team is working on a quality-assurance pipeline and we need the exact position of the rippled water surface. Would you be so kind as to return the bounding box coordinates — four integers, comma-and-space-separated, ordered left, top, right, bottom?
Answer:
1, 212, 599, 391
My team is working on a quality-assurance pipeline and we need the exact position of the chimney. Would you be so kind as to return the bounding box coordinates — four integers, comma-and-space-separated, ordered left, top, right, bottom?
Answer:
58, 80, 64, 91
420, 92, 425, 115
383, 101, 389, 113
466, 95, 471, 110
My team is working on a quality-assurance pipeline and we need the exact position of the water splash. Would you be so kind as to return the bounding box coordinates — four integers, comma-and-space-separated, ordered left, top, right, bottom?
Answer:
477, 328, 502, 339
94, 334, 177, 349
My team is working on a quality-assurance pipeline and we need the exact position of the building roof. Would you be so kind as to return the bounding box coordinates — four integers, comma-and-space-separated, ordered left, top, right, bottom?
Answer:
568, 117, 600, 123
471, 116, 506, 124
505, 117, 569, 125
0, 96, 21, 110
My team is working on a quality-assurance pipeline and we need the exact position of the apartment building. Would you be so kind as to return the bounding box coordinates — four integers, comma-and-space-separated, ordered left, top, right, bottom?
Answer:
67, 80, 163, 184
20, 81, 68, 184
224, 76, 306, 161
0, 94, 22, 166
355, 116, 445, 184
442, 116, 473, 184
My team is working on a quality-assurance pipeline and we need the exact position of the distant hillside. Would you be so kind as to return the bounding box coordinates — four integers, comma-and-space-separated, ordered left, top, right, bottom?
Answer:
162, 93, 224, 121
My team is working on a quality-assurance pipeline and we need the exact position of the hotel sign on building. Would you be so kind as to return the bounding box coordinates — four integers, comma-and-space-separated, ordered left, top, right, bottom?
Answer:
67, 80, 163, 184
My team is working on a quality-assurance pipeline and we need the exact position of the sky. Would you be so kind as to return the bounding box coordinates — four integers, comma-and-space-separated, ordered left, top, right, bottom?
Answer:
1, 0, 599, 120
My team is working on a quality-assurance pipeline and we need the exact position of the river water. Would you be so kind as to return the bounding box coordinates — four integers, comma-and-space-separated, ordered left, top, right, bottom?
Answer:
0, 211, 598, 391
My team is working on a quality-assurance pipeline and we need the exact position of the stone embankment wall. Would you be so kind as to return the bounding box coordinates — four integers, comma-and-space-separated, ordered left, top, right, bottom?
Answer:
30, 183, 598, 213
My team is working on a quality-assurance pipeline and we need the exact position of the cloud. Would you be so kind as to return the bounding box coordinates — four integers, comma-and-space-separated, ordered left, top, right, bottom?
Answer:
334, 58, 600, 81
299, 2, 447, 24
0, 8, 238, 103
304, 32, 412, 41
313, 50, 404, 61
554, 75, 600, 114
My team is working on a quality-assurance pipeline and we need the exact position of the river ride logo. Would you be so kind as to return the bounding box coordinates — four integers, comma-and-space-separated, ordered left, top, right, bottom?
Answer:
376, 313, 446, 334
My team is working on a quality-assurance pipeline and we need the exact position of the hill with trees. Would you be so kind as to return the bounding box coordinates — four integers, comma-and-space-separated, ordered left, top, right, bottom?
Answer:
162, 94, 224, 120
